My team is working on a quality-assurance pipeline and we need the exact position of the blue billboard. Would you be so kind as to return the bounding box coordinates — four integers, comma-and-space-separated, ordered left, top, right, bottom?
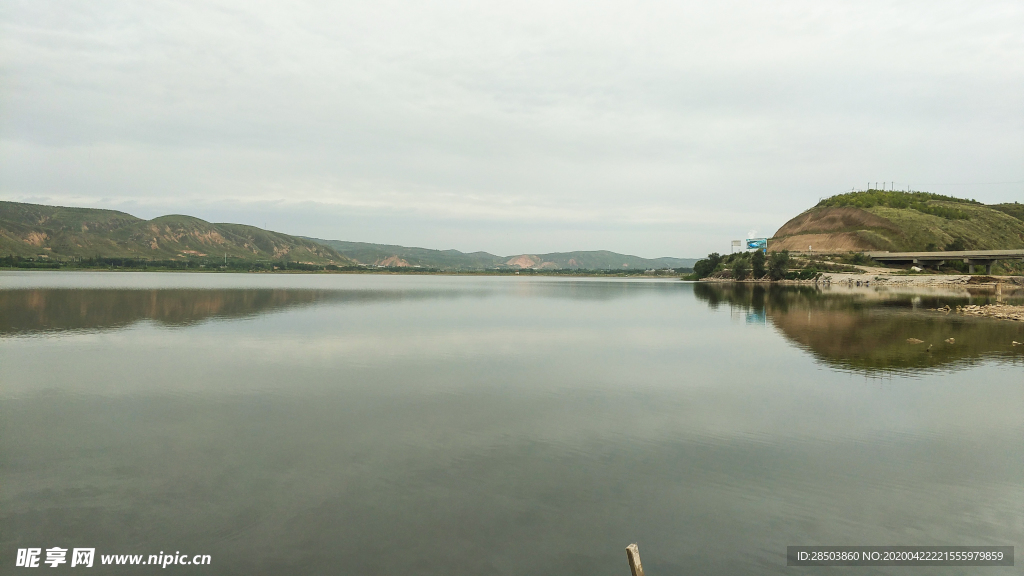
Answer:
746, 238, 767, 250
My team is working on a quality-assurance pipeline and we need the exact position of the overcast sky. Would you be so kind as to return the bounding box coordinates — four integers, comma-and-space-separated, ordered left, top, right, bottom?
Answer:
1, 1, 1021, 257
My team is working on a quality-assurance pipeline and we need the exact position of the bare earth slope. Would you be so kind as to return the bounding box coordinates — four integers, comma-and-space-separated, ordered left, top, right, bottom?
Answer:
774, 206, 901, 237
770, 206, 901, 251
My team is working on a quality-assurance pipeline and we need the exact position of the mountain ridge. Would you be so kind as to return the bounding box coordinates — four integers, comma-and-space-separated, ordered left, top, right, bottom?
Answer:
306, 238, 697, 270
0, 201, 353, 265
0, 200, 697, 270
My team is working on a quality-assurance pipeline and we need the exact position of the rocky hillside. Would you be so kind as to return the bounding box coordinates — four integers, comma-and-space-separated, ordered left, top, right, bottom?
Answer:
0, 201, 353, 265
770, 192, 1024, 252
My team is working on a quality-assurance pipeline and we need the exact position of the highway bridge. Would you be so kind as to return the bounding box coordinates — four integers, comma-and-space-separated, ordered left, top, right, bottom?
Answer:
865, 249, 1024, 274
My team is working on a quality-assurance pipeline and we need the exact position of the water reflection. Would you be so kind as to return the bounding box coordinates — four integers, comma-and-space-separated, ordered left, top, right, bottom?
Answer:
0, 288, 476, 335
1, 275, 1020, 575
0, 279, 685, 336
694, 283, 1024, 374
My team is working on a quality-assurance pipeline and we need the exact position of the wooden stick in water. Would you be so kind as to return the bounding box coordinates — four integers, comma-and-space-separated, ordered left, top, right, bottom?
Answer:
626, 543, 644, 576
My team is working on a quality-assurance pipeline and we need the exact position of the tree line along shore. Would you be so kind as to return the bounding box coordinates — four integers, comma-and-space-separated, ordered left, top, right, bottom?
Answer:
688, 249, 1024, 283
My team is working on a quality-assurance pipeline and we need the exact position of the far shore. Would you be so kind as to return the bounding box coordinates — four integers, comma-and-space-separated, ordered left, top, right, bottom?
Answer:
0, 267, 687, 279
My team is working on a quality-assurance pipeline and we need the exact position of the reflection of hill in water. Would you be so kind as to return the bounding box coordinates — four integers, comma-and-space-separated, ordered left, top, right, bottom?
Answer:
0, 281, 686, 336
694, 283, 1024, 374
0, 289, 445, 335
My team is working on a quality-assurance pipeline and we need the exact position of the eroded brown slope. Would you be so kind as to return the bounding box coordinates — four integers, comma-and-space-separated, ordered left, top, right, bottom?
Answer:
770, 207, 902, 251
774, 207, 900, 236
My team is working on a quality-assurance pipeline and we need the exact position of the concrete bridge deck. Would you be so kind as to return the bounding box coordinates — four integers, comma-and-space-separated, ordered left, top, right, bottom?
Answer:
865, 249, 1024, 274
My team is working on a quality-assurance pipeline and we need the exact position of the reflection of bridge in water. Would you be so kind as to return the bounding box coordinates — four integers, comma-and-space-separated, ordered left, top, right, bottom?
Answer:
866, 249, 1024, 274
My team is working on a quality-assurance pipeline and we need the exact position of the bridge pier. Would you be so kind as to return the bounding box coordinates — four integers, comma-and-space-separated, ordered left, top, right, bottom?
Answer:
965, 259, 994, 274
912, 258, 945, 270
866, 250, 1024, 274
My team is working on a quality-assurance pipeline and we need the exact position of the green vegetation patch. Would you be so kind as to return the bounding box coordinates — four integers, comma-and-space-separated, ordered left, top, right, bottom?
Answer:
692, 250, 828, 281
817, 190, 978, 220
865, 203, 1024, 251
991, 202, 1024, 223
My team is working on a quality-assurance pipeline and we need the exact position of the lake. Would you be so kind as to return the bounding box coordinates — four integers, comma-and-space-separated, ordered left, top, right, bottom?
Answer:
1, 272, 1021, 575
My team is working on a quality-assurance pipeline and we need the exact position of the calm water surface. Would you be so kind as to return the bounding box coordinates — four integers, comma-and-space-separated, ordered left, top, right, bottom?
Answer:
1, 272, 1021, 575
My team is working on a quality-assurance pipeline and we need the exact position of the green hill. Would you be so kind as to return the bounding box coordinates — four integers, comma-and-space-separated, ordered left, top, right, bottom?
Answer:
770, 191, 1024, 252
0, 200, 696, 271
0, 201, 353, 265
991, 201, 1024, 223
308, 238, 696, 271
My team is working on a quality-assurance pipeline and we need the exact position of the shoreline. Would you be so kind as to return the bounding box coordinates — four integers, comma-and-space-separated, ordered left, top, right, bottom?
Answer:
0, 268, 684, 279
701, 273, 1024, 288
933, 303, 1024, 323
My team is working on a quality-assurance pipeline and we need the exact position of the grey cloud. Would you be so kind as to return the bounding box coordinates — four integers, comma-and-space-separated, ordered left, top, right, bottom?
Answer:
1, 0, 1021, 256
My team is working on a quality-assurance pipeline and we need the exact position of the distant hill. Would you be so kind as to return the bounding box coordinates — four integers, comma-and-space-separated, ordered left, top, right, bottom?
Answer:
502, 251, 696, 270
0, 201, 353, 265
770, 191, 1024, 252
307, 238, 697, 270
303, 239, 506, 270
0, 200, 696, 271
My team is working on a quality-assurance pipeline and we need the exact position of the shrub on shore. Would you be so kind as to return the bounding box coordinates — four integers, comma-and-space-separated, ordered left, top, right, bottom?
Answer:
768, 250, 790, 281
733, 259, 750, 280
692, 252, 724, 279
751, 250, 766, 279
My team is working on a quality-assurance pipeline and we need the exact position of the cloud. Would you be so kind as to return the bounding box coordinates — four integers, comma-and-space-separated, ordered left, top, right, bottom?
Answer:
2, 0, 1022, 256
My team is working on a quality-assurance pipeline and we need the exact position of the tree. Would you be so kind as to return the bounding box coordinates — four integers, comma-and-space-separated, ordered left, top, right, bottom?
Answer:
945, 237, 967, 251
693, 252, 724, 279
751, 250, 766, 279
768, 250, 790, 281
732, 258, 750, 280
